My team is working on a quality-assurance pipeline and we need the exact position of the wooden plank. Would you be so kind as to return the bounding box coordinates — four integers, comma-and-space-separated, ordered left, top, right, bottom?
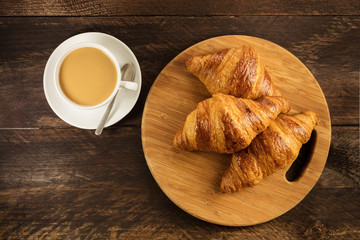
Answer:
0, 0, 359, 16
0, 16, 359, 128
1, 187, 358, 239
321, 126, 360, 187
0, 126, 358, 237
0, 126, 356, 189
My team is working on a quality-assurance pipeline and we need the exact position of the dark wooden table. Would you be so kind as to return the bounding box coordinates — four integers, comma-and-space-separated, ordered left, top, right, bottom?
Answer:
0, 1, 359, 239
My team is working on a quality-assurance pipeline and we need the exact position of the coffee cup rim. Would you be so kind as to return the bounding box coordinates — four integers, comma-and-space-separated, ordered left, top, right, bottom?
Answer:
54, 42, 122, 110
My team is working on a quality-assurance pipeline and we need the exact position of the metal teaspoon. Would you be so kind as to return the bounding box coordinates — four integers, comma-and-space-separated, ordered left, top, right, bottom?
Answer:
95, 63, 135, 135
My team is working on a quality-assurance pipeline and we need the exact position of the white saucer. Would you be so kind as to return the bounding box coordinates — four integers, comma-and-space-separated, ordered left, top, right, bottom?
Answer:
43, 32, 142, 129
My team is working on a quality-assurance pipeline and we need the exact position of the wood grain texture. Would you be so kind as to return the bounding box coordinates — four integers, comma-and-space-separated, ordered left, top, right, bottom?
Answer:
0, 126, 358, 238
0, 16, 358, 128
0, 0, 359, 16
142, 35, 331, 226
0, 1, 359, 237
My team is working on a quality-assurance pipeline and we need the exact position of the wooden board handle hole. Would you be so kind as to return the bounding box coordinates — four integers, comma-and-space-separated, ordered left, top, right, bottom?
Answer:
286, 131, 317, 182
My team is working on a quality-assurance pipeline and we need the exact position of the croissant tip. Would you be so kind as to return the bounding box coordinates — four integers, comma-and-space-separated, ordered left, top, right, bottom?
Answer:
220, 166, 242, 194
273, 89, 283, 98
271, 95, 291, 113
302, 110, 320, 126
283, 97, 291, 113
220, 181, 231, 194
173, 127, 183, 149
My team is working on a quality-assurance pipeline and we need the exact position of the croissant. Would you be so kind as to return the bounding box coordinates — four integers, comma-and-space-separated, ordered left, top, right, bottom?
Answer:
173, 93, 290, 154
186, 46, 281, 99
220, 111, 319, 193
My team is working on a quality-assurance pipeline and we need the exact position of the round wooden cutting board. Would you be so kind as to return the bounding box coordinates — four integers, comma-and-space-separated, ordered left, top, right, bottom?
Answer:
141, 35, 331, 226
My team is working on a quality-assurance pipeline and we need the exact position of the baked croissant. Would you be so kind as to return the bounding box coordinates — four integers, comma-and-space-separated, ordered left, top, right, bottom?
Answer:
220, 111, 319, 193
173, 93, 290, 154
186, 46, 281, 99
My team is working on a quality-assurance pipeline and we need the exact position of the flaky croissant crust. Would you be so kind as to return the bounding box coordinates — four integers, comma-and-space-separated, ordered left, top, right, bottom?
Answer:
186, 46, 281, 99
173, 93, 290, 154
221, 111, 319, 193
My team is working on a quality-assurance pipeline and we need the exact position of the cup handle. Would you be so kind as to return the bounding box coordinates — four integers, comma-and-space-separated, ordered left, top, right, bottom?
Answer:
120, 81, 138, 91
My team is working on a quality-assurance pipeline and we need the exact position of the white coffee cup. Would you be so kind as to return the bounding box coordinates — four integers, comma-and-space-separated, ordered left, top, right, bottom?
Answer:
54, 42, 138, 110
